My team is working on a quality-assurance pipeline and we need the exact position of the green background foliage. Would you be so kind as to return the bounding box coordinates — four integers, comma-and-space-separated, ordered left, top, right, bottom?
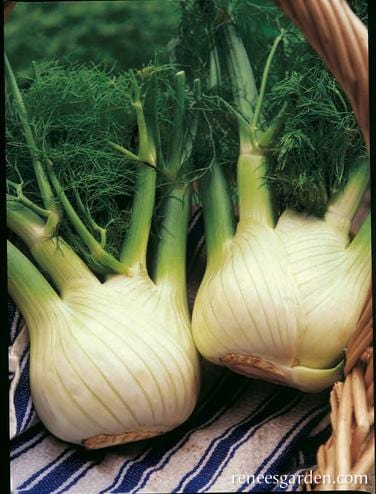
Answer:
5, 1, 181, 75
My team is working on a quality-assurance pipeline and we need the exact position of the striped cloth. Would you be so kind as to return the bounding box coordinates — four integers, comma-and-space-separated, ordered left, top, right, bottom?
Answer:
9, 296, 331, 494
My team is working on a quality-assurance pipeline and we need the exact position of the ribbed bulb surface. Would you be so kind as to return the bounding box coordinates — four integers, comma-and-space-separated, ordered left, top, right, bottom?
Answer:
192, 210, 370, 392
28, 275, 199, 448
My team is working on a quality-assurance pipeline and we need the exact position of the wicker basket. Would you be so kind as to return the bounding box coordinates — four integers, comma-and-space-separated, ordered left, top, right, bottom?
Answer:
5, 0, 373, 491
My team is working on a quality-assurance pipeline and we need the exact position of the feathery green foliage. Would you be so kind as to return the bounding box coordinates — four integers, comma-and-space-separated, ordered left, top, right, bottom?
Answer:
6, 61, 199, 266
268, 58, 364, 215
175, 0, 366, 216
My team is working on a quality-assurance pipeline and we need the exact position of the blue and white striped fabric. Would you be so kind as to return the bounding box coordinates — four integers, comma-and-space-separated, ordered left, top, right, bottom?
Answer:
9, 299, 331, 493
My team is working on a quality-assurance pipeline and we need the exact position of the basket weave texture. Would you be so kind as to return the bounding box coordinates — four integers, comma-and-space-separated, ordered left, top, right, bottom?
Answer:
273, 1, 373, 490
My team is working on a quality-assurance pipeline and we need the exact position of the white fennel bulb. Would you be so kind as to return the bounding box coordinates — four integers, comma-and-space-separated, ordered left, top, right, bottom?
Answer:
191, 23, 371, 392
9, 239, 199, 448
192, 186, 370, 392
6, 61, 200, 448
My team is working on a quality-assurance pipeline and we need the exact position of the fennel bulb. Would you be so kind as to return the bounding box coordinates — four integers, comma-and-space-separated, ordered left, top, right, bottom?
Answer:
192, 170, 370, 392
191, 19, 371, 392
9, 237, 198, 449
6, 59, 200, 447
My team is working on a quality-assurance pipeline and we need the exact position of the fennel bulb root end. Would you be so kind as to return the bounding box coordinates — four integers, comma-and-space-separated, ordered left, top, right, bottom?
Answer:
220, 353, 344, 393
83, 427, 166, 450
